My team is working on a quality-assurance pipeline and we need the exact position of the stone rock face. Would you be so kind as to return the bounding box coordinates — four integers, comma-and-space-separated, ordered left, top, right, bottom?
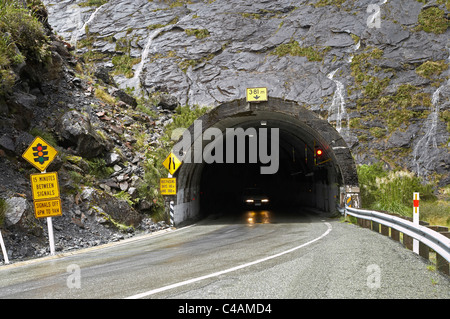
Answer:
41, 0, 450, 182
4, 197, 42, 237
58, 110, 112, 158
0, 1, 175, 263
110, 88, 137, 108
80, 187, 142, 227
4, 197, 28, 227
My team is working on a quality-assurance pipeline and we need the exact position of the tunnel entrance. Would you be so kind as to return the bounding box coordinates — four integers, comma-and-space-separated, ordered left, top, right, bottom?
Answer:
171, 98, 359, 225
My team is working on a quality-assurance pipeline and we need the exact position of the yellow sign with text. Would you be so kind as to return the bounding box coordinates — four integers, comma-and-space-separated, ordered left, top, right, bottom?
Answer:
30, 172, 60, 201
246, 87, 268, 102
33, 198, 62, 218
160, 178, 177, 195
22, 136, 58, 172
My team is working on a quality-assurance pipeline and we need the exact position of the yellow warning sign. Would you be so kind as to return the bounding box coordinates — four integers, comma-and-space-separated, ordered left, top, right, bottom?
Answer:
22, 136, 58, 172
160, 178, 177, 195
33, 198, 62, 218
246, 87, 268, 102
163, 152, 182, 175
30, 172, 60, 201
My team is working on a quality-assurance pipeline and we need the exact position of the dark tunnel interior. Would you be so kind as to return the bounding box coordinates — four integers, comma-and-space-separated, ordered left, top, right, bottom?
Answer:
172, 99, 359, 226
197, 119, 339, 219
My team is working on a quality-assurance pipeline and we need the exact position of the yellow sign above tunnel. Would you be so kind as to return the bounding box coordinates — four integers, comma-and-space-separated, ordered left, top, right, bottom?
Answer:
246, 87, 268, 102
163, 152, 182, 175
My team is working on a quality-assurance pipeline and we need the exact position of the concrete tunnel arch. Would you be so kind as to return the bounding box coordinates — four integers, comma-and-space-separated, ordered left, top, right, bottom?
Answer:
170, 98, 360, 225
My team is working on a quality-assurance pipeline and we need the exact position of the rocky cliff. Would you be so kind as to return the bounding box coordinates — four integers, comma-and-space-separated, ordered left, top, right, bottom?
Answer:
43, 0, 450, 183
0, 0, 173, 261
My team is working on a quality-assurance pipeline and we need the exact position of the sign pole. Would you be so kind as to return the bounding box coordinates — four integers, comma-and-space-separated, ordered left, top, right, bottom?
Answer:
169, 200, 174, 227
413, 192, 419, 254
0, 230, 9, 264
42, 169, 55, 256
47, 217, 55, 255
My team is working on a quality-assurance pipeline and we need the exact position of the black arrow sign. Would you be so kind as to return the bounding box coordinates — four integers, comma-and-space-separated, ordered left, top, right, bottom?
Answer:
254, 95, 260, 99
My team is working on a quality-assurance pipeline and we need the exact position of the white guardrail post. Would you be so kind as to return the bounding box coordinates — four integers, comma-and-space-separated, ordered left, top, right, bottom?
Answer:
339, 206, 450, 275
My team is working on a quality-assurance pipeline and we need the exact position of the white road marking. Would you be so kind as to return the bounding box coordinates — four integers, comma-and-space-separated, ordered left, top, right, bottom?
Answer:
125, 222, 332, 299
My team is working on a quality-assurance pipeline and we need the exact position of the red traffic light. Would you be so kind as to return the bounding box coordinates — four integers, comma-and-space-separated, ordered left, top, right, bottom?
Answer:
316, 149, 323, 156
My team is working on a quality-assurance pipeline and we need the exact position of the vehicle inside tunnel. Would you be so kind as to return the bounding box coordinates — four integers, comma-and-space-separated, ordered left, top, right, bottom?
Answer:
172, 98, 360, 225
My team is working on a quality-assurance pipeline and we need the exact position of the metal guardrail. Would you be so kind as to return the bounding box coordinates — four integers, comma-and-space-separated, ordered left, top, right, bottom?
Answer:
339, 206, 450, 266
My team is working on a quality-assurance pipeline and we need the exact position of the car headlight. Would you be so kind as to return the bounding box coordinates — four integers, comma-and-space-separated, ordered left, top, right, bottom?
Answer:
261, 199, 269, 203
246, 199, 254, 203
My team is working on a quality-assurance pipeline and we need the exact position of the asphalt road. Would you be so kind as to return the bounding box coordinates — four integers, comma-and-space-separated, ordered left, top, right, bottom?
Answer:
0, 209, 449, 299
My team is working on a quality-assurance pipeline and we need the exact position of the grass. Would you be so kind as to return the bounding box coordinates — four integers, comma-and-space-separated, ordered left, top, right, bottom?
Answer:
94, 87, 116, 105
111, 54, 141, 78
369, 127, 386, 139
313, 0, 346, 7
113, 191, 134, 206
87, 158, 114, 179
377, 84, 430, 131
363, 77, 390, 100
29, 127, 58, 147
416, 6, 449, 34
185, 29, 210, 39
136, 104, 209, 221
350, 47, 384, 85
79, 0, 108, 7
270, 40, 330, 62
415, 60, 448, 79
420, 200, 450, 227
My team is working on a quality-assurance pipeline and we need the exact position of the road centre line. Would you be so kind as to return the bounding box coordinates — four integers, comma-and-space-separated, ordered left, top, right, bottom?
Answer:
125, 222, 333, 299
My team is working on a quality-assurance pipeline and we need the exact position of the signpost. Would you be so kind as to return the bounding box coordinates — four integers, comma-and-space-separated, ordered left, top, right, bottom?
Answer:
246, 87, 268, 103
22, 136, 61, 255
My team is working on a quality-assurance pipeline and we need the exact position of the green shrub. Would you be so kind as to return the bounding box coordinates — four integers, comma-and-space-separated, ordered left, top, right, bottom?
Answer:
357, 163, 436, 216
162, 105, 210, 144
415, 60, 448, 79
111, 54, 141, 78
370, 127, 386, 138
0, 1, 49, 62
138, 105, 209, 220
358, 162, 387, 208
185, 29, 210, 39
313, 0, 346, 7
0, 0, 49, 95
416, 6, 449, 34
29, 127, 57, 146
420, 201, 450, 227
270, 40, 330, 62
87, 158, 114, 179
79, 0, 108, 7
